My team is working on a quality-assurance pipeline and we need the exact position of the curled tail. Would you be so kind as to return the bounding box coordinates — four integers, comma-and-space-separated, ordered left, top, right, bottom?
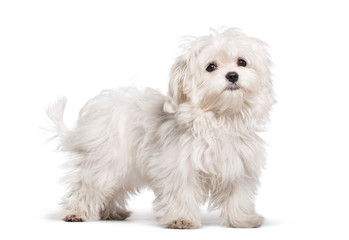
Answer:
47, 97, 71, 142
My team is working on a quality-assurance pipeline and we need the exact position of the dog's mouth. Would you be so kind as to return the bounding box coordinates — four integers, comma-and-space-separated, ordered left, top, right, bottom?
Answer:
226, 83, 240, 91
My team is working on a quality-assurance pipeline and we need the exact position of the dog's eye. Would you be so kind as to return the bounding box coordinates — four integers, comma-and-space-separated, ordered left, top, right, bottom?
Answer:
206, 63, 217, 72
237, 58, 247, 67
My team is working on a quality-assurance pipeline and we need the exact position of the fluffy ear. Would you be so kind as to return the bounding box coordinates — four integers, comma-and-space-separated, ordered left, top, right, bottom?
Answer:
254, 80, 276, 126
251, 42, 276, 127
163, 55, 189, 113
235, 36, 276, 128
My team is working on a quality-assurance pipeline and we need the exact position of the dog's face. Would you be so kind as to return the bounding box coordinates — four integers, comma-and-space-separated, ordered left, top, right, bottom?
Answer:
164, 28, 275, 124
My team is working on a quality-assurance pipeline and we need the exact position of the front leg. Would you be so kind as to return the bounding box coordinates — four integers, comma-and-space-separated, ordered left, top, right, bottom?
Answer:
221, 179, 264, 228
152, 174, 202, 229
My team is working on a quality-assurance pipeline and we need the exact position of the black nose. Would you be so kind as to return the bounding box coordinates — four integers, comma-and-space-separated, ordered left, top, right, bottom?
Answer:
225, 72, 239, 83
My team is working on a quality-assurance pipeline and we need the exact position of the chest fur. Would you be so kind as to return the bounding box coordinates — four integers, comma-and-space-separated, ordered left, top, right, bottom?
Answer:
190, 120, 263, 182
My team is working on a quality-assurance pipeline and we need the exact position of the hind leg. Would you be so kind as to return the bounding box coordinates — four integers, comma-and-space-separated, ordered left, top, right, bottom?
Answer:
62, 156, 120, 222
100, 189, 131, 220
62, 179, 114, 222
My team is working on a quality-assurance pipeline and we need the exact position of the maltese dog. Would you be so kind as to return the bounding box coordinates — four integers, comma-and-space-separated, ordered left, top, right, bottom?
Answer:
48, 28, 275, 229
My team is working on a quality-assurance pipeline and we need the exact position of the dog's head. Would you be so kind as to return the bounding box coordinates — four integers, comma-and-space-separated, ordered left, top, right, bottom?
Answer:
163, 28, 275, 125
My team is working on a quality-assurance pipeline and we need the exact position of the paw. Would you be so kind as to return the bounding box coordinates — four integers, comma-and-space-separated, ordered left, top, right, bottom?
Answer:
229, 214, 264, 228
64, 215, 85, 222
165, 219, 200, 229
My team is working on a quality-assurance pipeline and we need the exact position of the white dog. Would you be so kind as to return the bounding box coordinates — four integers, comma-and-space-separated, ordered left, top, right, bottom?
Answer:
48, 28, 275, 229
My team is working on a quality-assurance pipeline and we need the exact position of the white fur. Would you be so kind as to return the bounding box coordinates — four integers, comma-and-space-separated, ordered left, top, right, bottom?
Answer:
48, 28, 275, 228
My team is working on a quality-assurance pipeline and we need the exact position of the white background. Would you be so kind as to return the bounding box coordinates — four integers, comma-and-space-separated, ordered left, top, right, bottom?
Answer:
1, 0, 348, 239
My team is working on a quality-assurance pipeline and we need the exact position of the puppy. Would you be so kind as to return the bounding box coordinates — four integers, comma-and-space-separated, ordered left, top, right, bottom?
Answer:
48, 28, 275, 229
